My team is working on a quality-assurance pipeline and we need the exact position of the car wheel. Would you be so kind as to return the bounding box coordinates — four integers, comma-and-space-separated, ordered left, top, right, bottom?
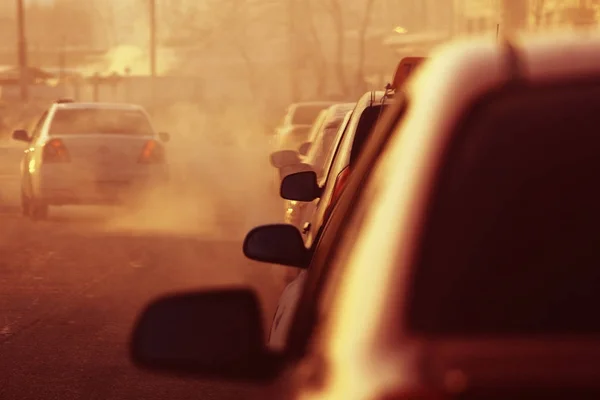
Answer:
30, 199, 49, 221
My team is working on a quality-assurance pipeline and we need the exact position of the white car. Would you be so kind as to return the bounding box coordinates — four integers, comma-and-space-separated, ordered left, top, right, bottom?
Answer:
12, 101, 170, 220
272, 101, 337, 151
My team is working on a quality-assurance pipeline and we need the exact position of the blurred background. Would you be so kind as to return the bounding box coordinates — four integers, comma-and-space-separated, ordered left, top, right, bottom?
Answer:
1, 0, 595, 139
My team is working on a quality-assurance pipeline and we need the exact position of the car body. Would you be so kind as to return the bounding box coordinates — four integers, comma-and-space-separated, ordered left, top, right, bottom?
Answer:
284, 103, 355, 228
297, 33, 600, 400
13, 101, 169, 220
131, 31, 600, 399
277, 125, 312, 153
285, 90, 396, 249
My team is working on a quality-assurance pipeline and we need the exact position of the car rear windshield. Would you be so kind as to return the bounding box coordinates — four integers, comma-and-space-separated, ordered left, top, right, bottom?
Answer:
291, 104, 329, 125
280, 126, 311, 151
350, 104, 389, 166
407, 81, 600, 336
49, 109, 154, 136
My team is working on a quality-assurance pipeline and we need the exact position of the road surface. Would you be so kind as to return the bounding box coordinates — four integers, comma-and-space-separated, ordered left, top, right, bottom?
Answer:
0, 142, 292, 399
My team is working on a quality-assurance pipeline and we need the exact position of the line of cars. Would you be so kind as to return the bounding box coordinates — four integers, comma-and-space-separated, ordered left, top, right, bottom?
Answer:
131, 31, 600, 398
11, 99, 170, 220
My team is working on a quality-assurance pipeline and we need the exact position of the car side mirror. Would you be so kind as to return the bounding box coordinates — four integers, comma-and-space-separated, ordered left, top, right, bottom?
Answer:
281, 170, 321, 202
130, 289, 283, 382
270, 150, 300, 169
12, 129, 30, 142
158, 132, 170, 142
243, 224, 309, 269
298, 141, 311, 156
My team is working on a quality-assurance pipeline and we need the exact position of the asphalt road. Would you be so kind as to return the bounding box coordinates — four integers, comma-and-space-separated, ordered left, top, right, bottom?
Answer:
0, 142, 291, 399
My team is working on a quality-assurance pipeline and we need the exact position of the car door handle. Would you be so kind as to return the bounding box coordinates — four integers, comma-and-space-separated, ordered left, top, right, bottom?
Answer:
302, 222, 311, 234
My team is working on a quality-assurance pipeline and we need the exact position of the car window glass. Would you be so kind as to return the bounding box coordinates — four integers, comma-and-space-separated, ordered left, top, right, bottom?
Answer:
407, 81, 600, 336
49, 109, 153, 136
292, 105, 329, 125
350, 104, 390, 166
280, 126, 311, 151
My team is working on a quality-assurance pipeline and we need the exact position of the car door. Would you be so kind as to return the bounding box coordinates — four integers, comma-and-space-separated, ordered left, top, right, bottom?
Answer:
22, 111, 49, 193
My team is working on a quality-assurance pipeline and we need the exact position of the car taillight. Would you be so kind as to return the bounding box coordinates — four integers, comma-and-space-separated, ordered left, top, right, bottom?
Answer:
331, 166, 350, 203
43, 138, 70, 163
323, 166, 350, 220
138, 139, 165, 163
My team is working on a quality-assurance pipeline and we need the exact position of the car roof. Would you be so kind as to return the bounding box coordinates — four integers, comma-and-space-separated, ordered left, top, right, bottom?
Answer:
322, 31, 600, 396
324, 102, 356, 121
290, 101, 338, 109
53, 102, 145, 111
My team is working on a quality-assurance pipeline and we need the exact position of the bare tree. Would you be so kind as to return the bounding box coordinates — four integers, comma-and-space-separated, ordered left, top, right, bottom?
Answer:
355, 0, 377, 94
326, 0, 349, 95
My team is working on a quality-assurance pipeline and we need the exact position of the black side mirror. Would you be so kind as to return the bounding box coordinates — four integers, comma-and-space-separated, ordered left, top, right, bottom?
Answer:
158, 132, 170, 142
298, 141, 311, 156
281, 170, 321, 202
243, 224, 309, 269
12, 129, 30, 142
270, 150, 300, 169
130, 289, 283, 382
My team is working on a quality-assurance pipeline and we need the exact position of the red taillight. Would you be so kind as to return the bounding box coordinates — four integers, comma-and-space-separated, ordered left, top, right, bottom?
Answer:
331, 166, 350, 204
43, 138, 70, 163
324, 166, 350, 220
138, 140, 165, 163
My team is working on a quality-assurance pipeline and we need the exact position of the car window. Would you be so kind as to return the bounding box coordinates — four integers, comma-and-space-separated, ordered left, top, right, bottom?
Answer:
291, 104, 329, 125
350, 104, 390, 166
407, 80, 600, 336
48, 109, 154, 136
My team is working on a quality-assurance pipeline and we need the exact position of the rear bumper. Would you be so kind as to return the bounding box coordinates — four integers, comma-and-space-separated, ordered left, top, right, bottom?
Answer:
36, 166, 169, 205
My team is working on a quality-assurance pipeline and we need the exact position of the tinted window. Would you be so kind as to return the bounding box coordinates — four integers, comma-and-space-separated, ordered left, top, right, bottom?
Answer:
350, 104, 389, 166
49, 109, 153, 135
291, 105, 329, 125
407, 82, 600, 335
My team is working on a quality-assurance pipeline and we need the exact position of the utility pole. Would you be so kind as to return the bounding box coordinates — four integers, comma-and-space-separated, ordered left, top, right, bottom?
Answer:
149, 0, 157, 77
16, 0, 29, 102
